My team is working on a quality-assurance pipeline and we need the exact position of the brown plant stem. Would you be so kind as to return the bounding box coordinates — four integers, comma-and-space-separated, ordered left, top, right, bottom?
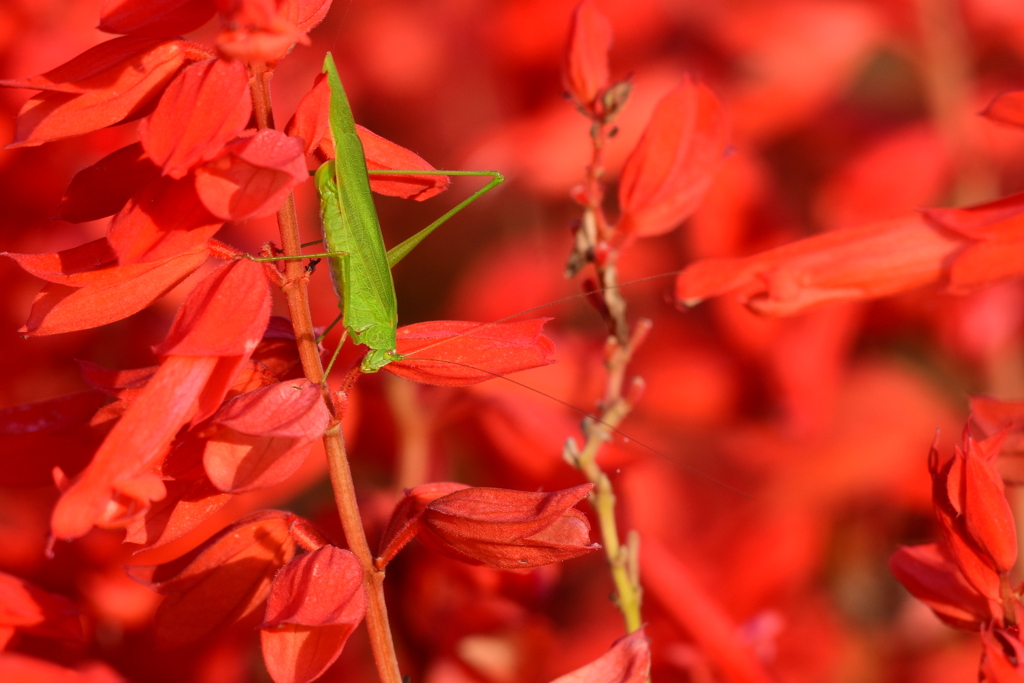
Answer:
565, 116, 645, 634
248, 62, 403, 683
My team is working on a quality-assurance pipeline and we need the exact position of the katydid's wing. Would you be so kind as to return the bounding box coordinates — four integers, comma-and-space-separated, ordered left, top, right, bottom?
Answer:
321, 53, 397, 350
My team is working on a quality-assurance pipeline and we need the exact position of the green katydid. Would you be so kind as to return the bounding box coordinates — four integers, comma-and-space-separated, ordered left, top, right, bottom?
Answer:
259, 56, 739, 493
312, 53, 503, 374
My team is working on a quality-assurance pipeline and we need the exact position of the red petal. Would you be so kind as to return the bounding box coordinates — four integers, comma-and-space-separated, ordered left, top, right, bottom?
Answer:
982, 90, 1024, 129
357, 125, 449, 201
194, 130, 308, 220
0, 571, 84, 642
972, 397, 1024, 435
963, 438, 1018, 572
57, 143, 161, 223
50, 355, 220, 539
383, 319, 555, 386
99, 0, 216, 37
212, 379, 329, 439
422, 484, 597, 569
123, 476, 230, 549
260, 546, 366, 683
549, 629, 650, 683
3, 38, 193, 148
889, 543, 993, 630
284, 72, 331, 156
108, 175, 223, 265
5, 238, 116, 285
13, 247, 209, 336
0, 392, 106, 487
618, 77, 729, 237
129, 510, 298, 647
0, 35, 175, 92
155, 258, 272, 357
291, 0, 333, 32
675, 214, 969, 315
924, 190, 1024, 240
78, 361, 157, 399
138, 58, 253, 180
562, 0, 613, 110
948, 231, 1024, 294
376, 482, 471, 568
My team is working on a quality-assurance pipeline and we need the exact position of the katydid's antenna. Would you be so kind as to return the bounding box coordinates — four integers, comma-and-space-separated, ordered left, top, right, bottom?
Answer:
403, 358, 751, 499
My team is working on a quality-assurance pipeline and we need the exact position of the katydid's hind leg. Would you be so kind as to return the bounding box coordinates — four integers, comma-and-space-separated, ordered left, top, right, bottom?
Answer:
381, 170, 505, 268
317, 311, 345, 345
322, 329, 350, 379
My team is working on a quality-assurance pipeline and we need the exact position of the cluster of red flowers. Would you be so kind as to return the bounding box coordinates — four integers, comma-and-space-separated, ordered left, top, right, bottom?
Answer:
3, 0, 1024, 682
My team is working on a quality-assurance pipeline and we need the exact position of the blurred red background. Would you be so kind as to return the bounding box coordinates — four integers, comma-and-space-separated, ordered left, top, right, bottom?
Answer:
2, 0, 1024, 681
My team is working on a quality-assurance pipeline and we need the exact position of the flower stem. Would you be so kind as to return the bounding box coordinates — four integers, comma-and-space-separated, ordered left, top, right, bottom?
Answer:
248, 61, 403, 683
566, 116, 646, 634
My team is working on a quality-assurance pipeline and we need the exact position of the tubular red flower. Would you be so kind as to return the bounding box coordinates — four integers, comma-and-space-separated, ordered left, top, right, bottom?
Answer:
676, 213, 969, 315
419, 483, 598, 569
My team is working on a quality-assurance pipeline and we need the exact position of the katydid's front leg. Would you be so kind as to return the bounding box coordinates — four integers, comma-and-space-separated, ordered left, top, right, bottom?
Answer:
371, 169, 504, 268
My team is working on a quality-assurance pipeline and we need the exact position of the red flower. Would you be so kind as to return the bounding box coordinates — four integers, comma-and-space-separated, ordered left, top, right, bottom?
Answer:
676, 213, 969, 315
215, 0, 332, 63
617, 77, 729, 238
378, 482, 598, 570
931, 430, 1017, 594
980, 627, 1024, 682
107, 175, 223, 265
50, 259, 271, 540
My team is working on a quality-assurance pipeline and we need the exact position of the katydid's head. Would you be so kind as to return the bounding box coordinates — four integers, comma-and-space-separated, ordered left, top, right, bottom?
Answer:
360, 348, 402, 373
